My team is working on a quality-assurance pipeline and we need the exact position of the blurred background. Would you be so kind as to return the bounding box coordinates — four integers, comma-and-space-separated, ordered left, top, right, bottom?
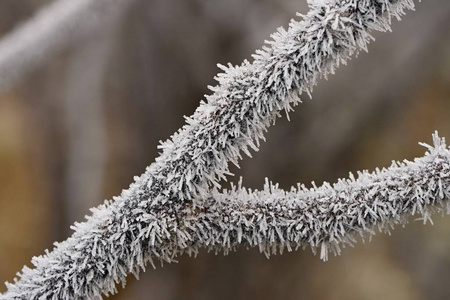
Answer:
1, 0, 450, 299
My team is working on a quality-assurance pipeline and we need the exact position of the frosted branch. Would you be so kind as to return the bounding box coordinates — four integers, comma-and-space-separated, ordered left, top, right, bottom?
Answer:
4, 133, 449, 299
200, 133, 450, 262
1, 0, 422, 299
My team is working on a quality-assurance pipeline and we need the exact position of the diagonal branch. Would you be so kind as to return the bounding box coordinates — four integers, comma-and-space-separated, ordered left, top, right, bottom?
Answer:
1, 0, 422, 299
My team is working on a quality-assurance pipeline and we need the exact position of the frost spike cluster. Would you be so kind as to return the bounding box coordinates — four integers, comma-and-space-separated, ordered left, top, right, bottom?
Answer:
1, 0, 421, 299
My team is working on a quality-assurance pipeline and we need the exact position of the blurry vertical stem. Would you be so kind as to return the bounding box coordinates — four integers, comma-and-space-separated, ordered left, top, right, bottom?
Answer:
62, 1, 133, 231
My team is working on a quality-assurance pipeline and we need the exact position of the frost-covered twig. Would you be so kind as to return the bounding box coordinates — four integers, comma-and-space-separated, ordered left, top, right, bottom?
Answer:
4, 133, 450, 299
199, 133, 450, 262
1, 0, 421, 299
0, 0, 127, 91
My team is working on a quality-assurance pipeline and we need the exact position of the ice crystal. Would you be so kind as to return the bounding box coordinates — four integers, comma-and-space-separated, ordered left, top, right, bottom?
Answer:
0, 0, 425, 299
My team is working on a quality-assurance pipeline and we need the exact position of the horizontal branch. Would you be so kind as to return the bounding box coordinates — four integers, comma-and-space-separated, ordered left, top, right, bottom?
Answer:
3, 133, 450, 299
190, 133, 450, 261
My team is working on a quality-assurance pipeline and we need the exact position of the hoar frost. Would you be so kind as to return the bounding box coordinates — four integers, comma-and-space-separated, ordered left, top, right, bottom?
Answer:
0, 0, 428, 299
